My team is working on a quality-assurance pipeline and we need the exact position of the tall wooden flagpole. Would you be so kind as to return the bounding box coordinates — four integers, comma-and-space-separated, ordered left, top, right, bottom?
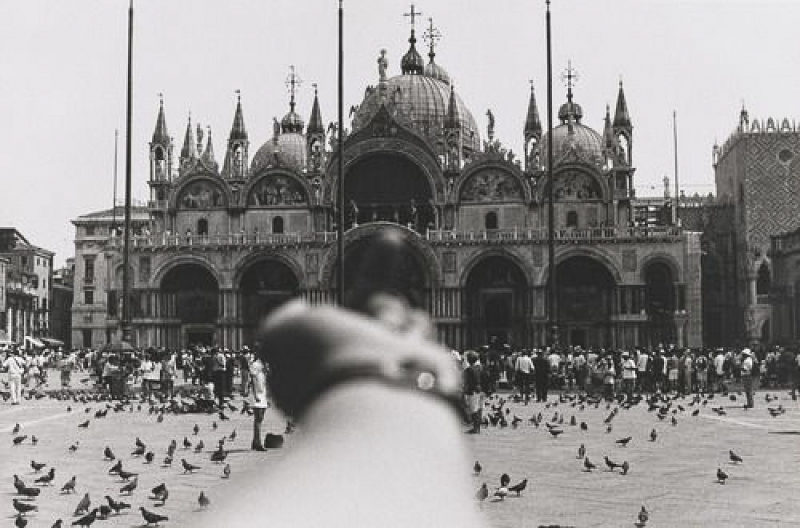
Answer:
121, 0, 134, 343
546, 0, 558, 347
336, 0, 345, 305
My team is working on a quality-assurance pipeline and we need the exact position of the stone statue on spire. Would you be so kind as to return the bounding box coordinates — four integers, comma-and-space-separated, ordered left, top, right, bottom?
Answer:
378, 49, 388, 82
486, 109, 495, 141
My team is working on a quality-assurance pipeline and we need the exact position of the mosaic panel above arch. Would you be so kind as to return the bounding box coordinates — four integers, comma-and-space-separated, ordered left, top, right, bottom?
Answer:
554, 169, 602, 201
247, 174, 308, 207
177, 180, 227, 209
460, 168, 523, 202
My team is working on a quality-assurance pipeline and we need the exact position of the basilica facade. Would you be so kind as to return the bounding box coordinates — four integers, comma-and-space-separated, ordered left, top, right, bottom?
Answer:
71, 25, 702, 351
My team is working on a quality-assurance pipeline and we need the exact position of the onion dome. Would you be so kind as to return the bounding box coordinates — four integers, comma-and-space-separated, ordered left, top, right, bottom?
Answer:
281, 104, 304, 134
250, 133, 307, 174
401, 30, 425, 75
424, 58, 450, 85
540, 89, 605, 168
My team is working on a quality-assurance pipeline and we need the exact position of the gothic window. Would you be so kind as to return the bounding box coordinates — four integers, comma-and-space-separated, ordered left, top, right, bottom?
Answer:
566, 210, 578, 228
485, 211, 498, 230
197, 219, 209, 236
154, 147, 166, 179
84, 290, 94, 305
617, 134, 629, 162
272, 216, 285, 234
756, 262, 771, 295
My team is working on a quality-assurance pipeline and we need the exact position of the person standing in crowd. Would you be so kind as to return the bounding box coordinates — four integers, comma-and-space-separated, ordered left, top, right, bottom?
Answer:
695, 350, 709, 393
573, 349, 587, 391
2, 348, 25, 405
651, 349, 665, 393
713, 348, 726, 393
514, 350, 533, 403
462, 350, 485, 434
600, 354, 616, 400
213, 348, 228, 408
240, 346, 253, 396
60, 349, 76, 388
621, 352, 637, 399
683, 350, 694, 394
250, 356, 270, 450
533, 349, 550, 402
161, 351, 176, 398
636, 348, 649, 393
792, 349, 800, 401
740, 348, 755, 408
667, 352, 679, 394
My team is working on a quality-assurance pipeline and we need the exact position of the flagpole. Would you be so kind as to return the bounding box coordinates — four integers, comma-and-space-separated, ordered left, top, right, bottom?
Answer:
121, 0, 134, 343
673, 110, 679, 225
546, 0, 558, 347
336, 0, 345, 305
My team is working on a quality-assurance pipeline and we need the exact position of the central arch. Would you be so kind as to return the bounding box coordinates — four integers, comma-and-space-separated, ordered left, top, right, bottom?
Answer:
161, 263, 219, 347
238, 259, 300, 345
343, 153, 434, 231
556, 256, 616, 348
464, 255, 529, 348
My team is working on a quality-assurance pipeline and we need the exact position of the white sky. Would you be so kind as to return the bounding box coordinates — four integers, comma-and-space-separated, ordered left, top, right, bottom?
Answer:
2, 0, 799, 266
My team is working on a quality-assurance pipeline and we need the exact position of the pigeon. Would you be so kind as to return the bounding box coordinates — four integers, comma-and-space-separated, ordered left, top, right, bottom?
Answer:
103, 447, 115, 461
108, 460, 122, 475
15, 514, 27, 528
473, 460, 482, 475
120, 476, 138, 495
182, 437, 192, 449
131, 444, 146, 457
493, 486, 509, 500
577, 444, 586, 459
140, 506, 169, 526
548, 428, 564, 438
17, 485, 41, 498
31, 435, 38, 446
98, 505, 112, 520
69, 442, 80, 452
636, 505, 649, 527
118, 469, 137, 481
193, 424, 199, 435
499, 473, 511, 487
162, 455, 173, 467
35, 467, 55, 485
475, 483, 488, 502
61, 475, 77, 493
31, 460, 47, 472
649, 429, 657, 442
13, 435, 28, 446
14, 474, 27, 492
198, 491, 210, 508
691, 408, 700, 416
194, 440, 204, 453
51, 520, 63, 528
616, 436, 632, 447
580, 421, 588, 431
105, 495, 130, 514
74, 492, 91, 515
13, 499, 38, 515
77, 420, 89, 429
135, 437, 145, 449
150, 484, 168, 506
716, 468, 728, 484
604, 456, 620, 471
212, 421, 218, 430
182, 459, 200, 473
144, 451, 155, 464
71, 508, 98, 527
729, 450, 743, 464
210, 448, 227, 463
621, 461, 630, 475
222, 463, 231, 479
584, 457, 596, 472
228, 429, 237, 441
671, 416, 678, 426
508, 478, 528, 496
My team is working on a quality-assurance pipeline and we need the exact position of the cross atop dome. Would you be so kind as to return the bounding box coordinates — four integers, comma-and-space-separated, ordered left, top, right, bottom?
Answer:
285, 65, 303, 111
560, 60, 579, 101
423, 17, 441, 60
404, 4, 422, 30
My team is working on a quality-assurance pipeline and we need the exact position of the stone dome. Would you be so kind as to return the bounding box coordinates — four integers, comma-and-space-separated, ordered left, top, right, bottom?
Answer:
250, 133, 307, 174
424, 59, 450, 85
280, 109, 304, 134
539, 122, 605, 168
353, 73, 480, 151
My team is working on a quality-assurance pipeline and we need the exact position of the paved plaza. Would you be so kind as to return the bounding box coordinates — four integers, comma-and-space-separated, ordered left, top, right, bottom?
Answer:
2, 374, 799, 527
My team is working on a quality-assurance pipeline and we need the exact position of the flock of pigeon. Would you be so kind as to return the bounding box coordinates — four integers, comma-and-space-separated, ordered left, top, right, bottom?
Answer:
467, 388, 790, 527
8, 387, 287, 528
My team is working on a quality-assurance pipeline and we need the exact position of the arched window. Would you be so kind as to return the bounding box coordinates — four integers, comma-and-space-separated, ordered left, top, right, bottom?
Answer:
272, 216, 284, 234
485, 211, 498, 230
756, 262, 771, 295
197, 219, 209, 236
566, 210, 578, 228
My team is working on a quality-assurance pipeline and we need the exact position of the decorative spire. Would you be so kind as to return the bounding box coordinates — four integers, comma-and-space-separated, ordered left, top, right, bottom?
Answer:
180, 114, 197, 161
201, 127, 215, 164
423, 17, 441, 64
401, 4, 425, 75
286, 65, 302, 114
307, 83, 324, 134
444, 84, 461, 130
151, 93, 169, 144
228, 90, 247, 141
603, 104, 615, 148
739, 100, 749, 130
524, 81, 542, 140
613, 79, 632, 129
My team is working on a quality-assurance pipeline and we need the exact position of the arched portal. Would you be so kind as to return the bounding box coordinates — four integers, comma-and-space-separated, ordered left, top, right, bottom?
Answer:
161, 264, 219, 346
239, 260, 300, 345
557, 256, 616, 347
464, 256, 528, 348
644, 262, 676, 346
343, 154, 434, 231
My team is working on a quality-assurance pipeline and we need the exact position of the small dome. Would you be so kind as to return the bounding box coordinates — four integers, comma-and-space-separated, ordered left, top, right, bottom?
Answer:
250, 133, 307, 174
558, 100, 583, 123
281, 109, 304, 134
353, 73, 480, 151
424, 60, 450, 85
540, 122, 605, 168
401, 31, 425, 75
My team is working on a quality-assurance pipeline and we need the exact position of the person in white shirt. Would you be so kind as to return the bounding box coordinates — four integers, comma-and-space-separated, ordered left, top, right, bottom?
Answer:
250, 357, 270, 451
621, 352, 637, 398
740, 348, 755, 408
713, 350, 726, 393
636, 349, 649, 392
2, 349, 26, 405
514, 351, 534, 403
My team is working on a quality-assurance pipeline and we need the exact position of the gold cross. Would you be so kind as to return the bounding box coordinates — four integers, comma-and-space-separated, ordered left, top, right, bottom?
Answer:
404, 4, 422, 29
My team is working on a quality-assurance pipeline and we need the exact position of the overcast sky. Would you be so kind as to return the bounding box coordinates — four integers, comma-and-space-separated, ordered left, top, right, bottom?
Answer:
2, 0, 798, 265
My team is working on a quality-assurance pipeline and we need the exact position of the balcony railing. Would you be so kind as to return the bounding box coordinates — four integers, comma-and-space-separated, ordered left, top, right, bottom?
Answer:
148, 200, 169, 210
104, 224, 684, 250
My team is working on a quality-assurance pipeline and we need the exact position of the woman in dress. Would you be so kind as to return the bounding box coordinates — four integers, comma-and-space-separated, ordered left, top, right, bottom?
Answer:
250, 357, 269, 451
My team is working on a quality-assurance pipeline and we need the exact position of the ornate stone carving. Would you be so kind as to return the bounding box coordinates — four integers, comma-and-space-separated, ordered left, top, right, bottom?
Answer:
248, 175, 307, 206
553, 170, 601, 201
460, 169, 523, 202
178, 181, 225, 209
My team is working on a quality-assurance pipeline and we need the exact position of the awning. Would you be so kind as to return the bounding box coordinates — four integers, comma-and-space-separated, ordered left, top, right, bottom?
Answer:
24, 336, 45, 348
40, 337, 64, 347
